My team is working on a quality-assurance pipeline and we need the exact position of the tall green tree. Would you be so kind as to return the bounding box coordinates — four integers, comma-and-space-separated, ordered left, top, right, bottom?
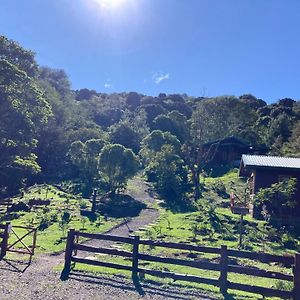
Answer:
68, 139, 106, 195
0, 38, 51, 194
98, 144, 139, 195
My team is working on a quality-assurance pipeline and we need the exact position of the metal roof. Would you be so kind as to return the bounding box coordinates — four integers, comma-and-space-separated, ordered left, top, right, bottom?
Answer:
242, 154, 300, 169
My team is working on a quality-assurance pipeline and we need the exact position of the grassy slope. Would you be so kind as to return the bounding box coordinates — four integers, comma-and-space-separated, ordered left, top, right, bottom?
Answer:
0, 184, 121, 254
71, 170, 297, 300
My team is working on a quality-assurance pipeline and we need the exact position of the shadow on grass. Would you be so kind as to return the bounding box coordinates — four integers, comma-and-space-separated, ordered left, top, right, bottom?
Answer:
160, 198, 198, 214
97, 194, 146, 218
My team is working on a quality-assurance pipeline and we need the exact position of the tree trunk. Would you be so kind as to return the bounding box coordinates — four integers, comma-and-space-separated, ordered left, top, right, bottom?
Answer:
192, 169, 201, 200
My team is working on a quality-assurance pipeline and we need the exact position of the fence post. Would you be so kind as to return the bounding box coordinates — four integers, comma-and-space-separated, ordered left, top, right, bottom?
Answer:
219, 245, 228, 295
293, 253, 300, 300
61, 228, 76, 280
0, 222, 10, 259
31, 228, 37, 256
132, 235, 140, 279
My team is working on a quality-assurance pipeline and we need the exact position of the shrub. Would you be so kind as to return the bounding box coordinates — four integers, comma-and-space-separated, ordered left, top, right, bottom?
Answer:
281, 233, 297, 249
79, 199, 89, 210
38, 214, 51, 230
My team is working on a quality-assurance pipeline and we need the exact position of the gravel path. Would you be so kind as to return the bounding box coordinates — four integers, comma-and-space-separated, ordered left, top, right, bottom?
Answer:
0, 178, 215, 300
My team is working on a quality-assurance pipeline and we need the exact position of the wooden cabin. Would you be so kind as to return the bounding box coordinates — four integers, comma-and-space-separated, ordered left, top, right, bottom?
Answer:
239, 154, 300, 219
203, 136, 253, 167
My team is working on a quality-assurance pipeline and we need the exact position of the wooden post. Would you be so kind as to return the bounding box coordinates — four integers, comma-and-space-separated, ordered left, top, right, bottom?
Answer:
132, 235, 140, 279
219, 245, 228, 294
61, 228, 76, 279
92, 189, 97, 213
293, 253, 300, 300
0, 222, 10, 259
239, 214, 244, 249
31, 228, 37, 255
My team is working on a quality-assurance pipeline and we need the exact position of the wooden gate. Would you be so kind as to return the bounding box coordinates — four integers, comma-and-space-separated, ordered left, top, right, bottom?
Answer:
0, 223, 37, 259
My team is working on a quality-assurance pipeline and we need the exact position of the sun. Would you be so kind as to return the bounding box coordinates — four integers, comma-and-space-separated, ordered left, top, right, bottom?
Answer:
93, 0, 127, 9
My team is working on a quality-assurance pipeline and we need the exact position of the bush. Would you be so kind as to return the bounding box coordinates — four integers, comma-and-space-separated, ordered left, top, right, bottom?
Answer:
38, 214, 51, 230
79, 199, 89, 210
211, 180, 228, 198
281, 233, 297, 249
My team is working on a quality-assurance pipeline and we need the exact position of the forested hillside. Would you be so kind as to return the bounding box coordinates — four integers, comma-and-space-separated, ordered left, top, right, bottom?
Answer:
1, 35, 300, 200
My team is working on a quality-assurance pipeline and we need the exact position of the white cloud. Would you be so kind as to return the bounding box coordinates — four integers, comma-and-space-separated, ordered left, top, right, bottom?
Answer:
104, 79, 112, 89
152, 72, 170, 84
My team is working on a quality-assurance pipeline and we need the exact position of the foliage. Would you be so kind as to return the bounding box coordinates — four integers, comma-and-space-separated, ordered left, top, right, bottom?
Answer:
67, 138, 106, 195
98, 144, 139, 194
109, 121, 141, 153
1, 33, 300, 213
147, 145, 189, 205
254, 178, 297, 224
0, 36, 52, 195
59, 211, 72, 236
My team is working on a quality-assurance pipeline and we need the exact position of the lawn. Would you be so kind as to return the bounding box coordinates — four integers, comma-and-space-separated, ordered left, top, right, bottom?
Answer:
0, 184, 122, 254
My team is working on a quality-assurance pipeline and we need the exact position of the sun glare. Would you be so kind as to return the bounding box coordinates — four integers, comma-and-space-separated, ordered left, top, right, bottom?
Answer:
93, 0, 127, 9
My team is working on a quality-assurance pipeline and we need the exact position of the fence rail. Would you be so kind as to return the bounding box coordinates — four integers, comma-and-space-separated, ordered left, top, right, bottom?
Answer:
0, 223, 37, 259
62, 229, 300, 299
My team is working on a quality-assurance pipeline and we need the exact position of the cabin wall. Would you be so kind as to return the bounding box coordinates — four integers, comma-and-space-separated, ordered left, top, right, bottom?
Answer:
254, 168, 300, 201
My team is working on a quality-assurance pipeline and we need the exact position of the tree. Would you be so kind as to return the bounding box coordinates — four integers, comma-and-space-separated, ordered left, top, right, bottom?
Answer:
145, 144, 188, 204
0, 35, 38, 77
125, 92, 141, 110
109, 122, 141, 153
68, 139, 106, 195
254, 178, 297, 225
154, 110, 189, 142
0, 57, 51, 194
140, 130, 182, 167
283, 121, 300, 156
98, 144, 139, 195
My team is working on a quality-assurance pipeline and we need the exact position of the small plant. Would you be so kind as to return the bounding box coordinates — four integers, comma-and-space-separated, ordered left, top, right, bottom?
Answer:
190, 223, 200, 241
80, 216, 87, 230
79, 199, 89, 210
49, 212, 58, 223
38, 214, 51, 230
211, 180, 228, 198
281, 233, 297, 249
274, 280, 293, 291
96, 214, 102, 227
59, 211, 71, 236
42, 206, 50, 214
153, 224, 163, 237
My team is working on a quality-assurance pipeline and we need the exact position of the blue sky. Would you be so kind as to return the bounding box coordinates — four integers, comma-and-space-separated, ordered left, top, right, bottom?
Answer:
1, 0, 300, 102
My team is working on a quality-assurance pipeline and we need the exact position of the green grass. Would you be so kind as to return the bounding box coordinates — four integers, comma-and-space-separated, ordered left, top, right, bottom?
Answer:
0, 184, 122, 254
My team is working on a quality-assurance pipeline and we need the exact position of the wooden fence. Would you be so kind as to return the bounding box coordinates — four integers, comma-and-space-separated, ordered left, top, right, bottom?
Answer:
0, 199, 12, 214
0, 223, 10, 259
62, 229, 300, 299
0, 223, 37, 259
